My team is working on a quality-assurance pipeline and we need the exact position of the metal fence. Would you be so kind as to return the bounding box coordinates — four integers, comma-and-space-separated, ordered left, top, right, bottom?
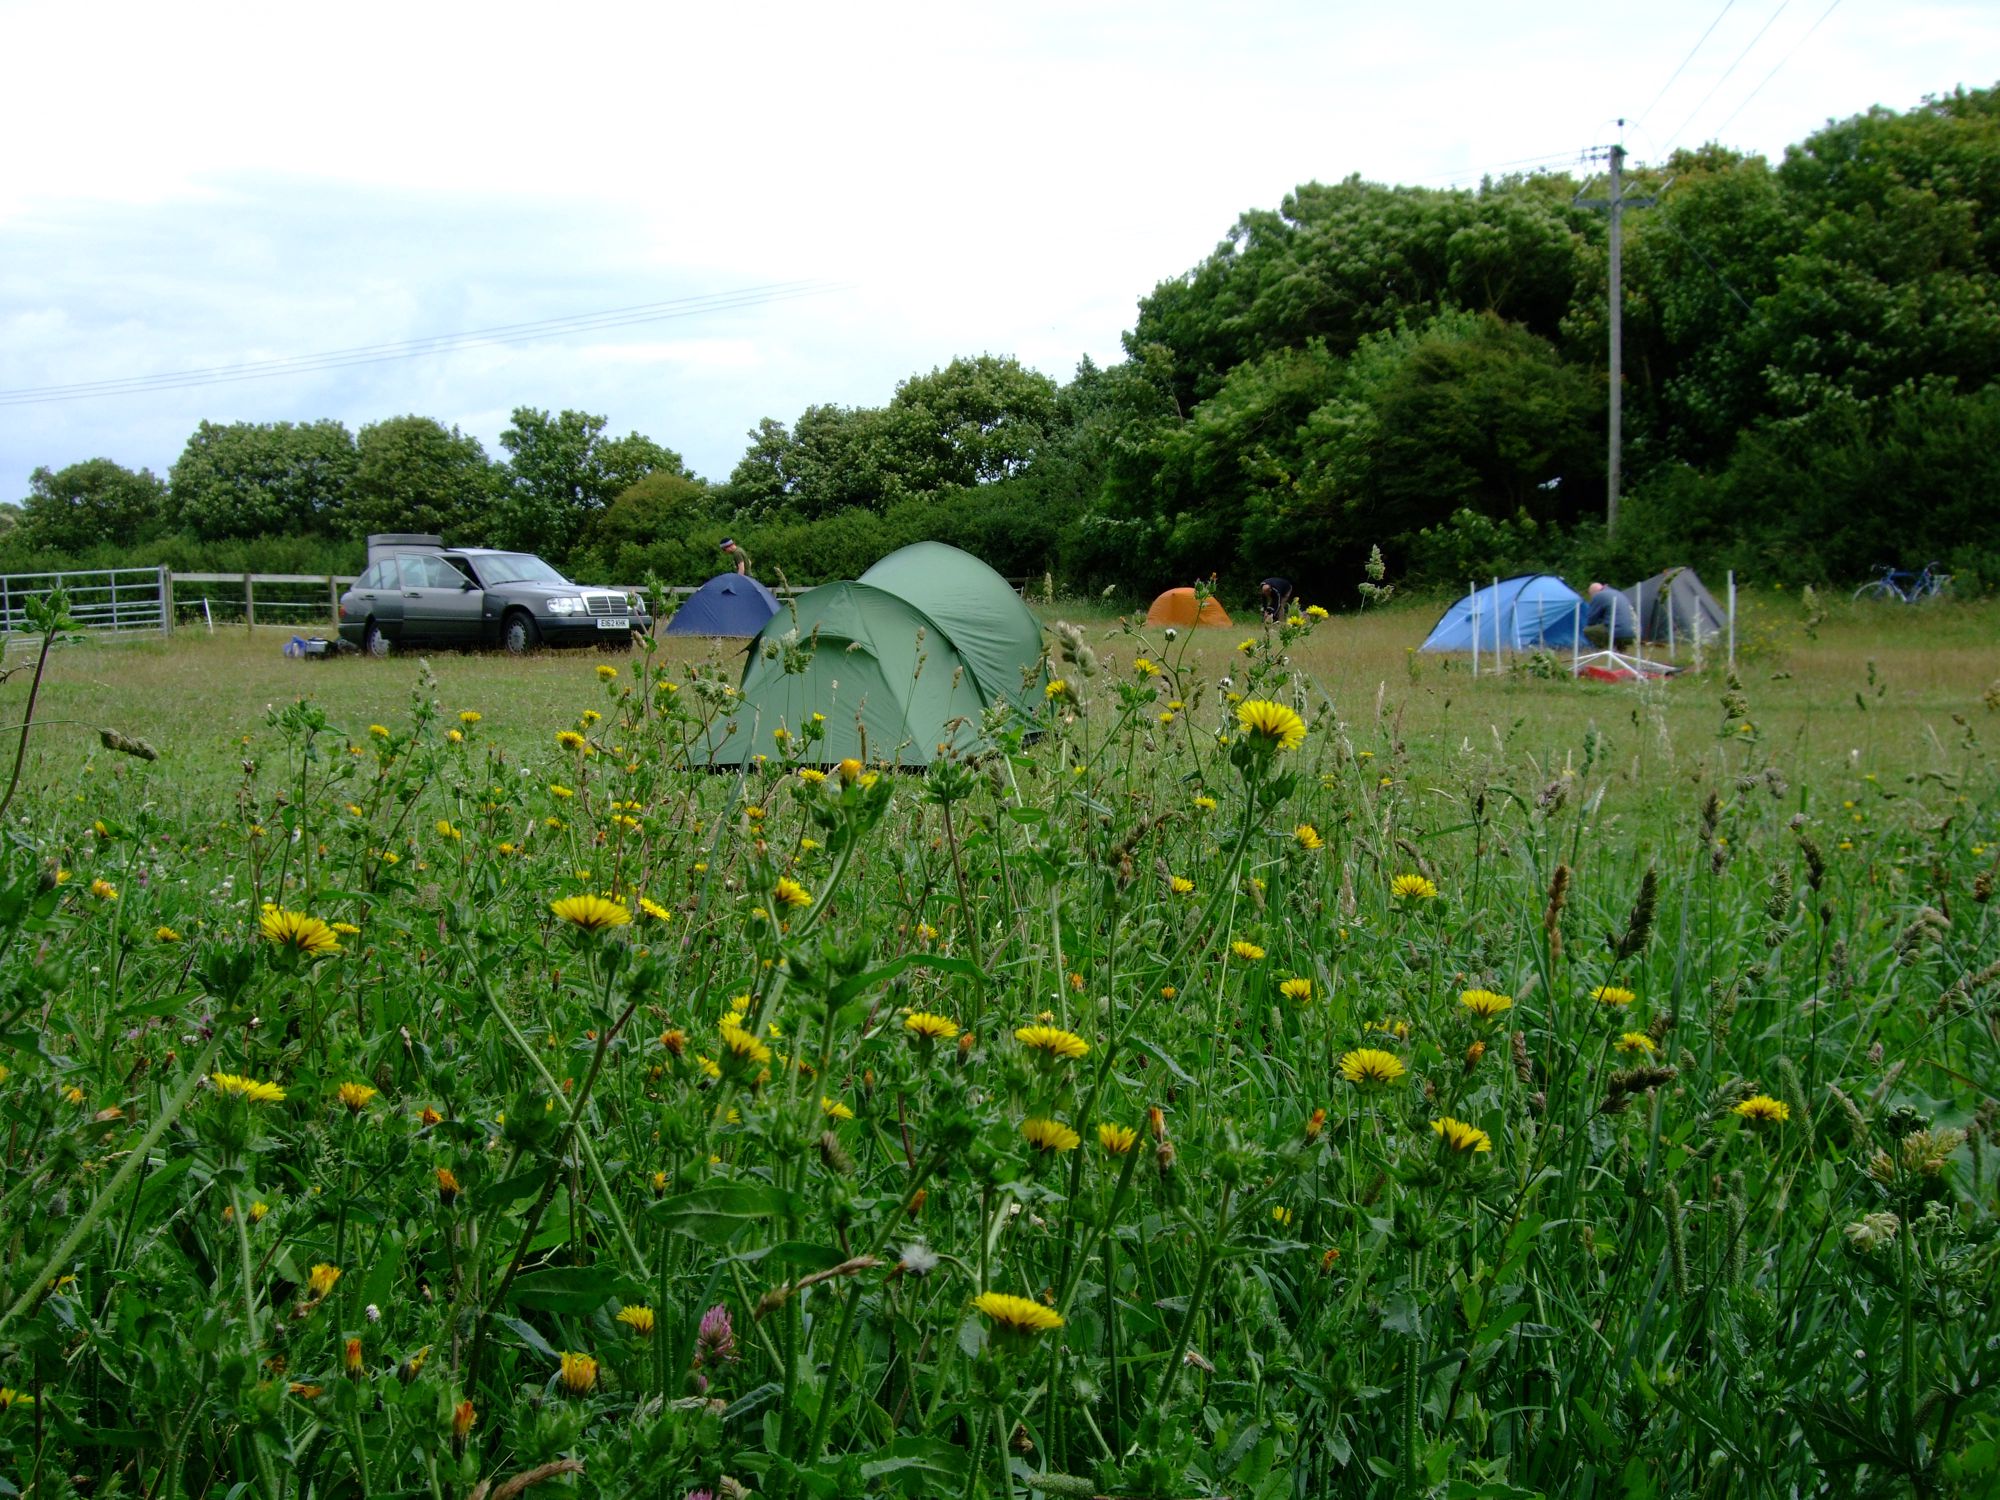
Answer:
0, 566, 170, 651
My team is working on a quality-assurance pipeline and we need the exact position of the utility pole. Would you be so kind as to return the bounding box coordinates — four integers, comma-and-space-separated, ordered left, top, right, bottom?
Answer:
1578, 124, 1655, 534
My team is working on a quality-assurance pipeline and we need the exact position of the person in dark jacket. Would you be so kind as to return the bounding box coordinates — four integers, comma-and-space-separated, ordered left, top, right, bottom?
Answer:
1583, 582, 1637, 647
721, 539, 752, 576
1259, 577, 1293, 622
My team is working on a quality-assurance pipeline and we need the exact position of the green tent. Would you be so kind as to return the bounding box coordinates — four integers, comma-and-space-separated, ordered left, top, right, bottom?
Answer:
703, 545, 1047, 769
858, 542, 1046, 717
703, 582, 991, 768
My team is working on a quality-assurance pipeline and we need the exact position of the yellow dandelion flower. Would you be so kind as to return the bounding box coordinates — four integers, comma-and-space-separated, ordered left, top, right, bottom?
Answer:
1098, 1122, 1138, 1155
1230, 940, 1265, 962
1132, 657, 1160, 677
638, 896, 670, 921
773, 876, 812, 909
1615, 1031, 1656, 1055
459, 710, 482, 725
821, 1096, 855, 1121
1293, 823, 1322, 851
548, 784, 574, 799
260, 908, 342, 956
1272, 1205, 1294, 1227
798, 767, 825, 784
155, 925, 182, 943
1733, 1094, 1790, 1126
1338, 1048, 1407, 1086
550, 894, 631, 931
557, 1351, 598, 1394
836, 757, 864, 785
210, 1072, 287, 1105
307, 1263, 342, 1298
89, 878, 118, 901
718, 1020, 772, 1067
904, 1011, 960, 1042
435, 819, 461, 840
331, 921, 361, 936
1390, 874, 1438, 901
1306, 604, 1329, 620
1279, 977, 1313, 1003
1021, 1116, 1081, 1153
1431, 1116, 1493, 1154
556, 730, 587, 750
1169, 875, 1195, 895
368, 725, 390, 739
974, 1291, 1062, 1334
595, 664, 618, 681
336, 1082, 377, 1114
616, 1305, 655, 1335
1044, 678, 1067, 699
1592, 985, 1636, 1008
1192, 794, 1217, 812
1459, 989, 1513, 1021
1015, 1024, 1089, 1061
1235, 699, 1307, 750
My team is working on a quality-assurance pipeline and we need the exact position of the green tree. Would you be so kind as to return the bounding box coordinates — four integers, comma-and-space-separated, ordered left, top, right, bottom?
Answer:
495, 408, 689, 554
17, 459, 168, 554
887, 355, 1061, 489
348, 416, 500, 542
167, 420, 357, 541
579, 471, 716, 578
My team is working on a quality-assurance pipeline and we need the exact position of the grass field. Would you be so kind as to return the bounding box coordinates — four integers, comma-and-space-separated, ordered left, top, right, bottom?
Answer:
0, 588, 1995, 1499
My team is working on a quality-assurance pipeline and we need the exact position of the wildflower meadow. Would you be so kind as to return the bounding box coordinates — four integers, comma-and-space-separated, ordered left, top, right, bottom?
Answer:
1, 590, 1996, 1499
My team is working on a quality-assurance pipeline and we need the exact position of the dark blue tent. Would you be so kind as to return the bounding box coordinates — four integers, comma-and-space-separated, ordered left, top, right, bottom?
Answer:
666, 573, 781, 637
1419, 575, 1584, 653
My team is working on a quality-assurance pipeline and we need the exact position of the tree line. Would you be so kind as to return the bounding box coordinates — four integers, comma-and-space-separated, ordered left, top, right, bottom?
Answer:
9, 84, 1998, 598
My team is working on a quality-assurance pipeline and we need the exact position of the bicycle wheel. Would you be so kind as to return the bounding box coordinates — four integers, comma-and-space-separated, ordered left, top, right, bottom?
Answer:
1852, 581, 1899, 603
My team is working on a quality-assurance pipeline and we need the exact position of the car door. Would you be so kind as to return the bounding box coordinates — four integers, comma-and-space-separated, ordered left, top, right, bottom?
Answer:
402, 555, 484, 645
350, 561, 404, 639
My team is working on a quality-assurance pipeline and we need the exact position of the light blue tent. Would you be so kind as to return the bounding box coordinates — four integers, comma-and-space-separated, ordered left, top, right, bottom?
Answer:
1420, 575, 1585, 653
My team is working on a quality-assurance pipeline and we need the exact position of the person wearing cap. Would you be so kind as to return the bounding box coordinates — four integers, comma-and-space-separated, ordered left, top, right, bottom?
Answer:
1583, 581, 1637, 648
721, 538, 752, 576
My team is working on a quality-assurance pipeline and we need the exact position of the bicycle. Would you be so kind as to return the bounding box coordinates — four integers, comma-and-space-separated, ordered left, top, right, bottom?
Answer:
1852, 561, 1950, 603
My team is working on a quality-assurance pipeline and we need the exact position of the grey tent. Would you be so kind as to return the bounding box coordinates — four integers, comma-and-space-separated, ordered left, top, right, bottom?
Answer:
1622, 568, 1726, 648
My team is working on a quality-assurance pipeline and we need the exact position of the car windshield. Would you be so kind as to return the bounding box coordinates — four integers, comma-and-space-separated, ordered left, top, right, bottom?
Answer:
462, 553, 571, 587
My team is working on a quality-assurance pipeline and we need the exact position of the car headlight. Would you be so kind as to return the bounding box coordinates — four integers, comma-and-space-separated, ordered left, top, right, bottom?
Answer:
547, 597, 585, 615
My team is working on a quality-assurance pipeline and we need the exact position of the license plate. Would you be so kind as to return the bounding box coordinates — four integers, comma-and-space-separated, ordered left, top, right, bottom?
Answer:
596, 617, 629, 630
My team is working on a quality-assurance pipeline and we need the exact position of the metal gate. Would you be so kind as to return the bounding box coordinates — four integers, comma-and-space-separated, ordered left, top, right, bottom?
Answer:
0, 566, 170, 652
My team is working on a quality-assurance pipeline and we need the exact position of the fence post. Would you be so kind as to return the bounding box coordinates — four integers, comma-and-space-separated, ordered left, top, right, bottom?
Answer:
159, 568, 174, 636
244, 573, 256, 628
328, 575, 340, 624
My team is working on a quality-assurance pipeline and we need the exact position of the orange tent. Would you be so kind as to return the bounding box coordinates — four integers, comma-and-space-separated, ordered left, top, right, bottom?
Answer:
1145, 587, 1232, 628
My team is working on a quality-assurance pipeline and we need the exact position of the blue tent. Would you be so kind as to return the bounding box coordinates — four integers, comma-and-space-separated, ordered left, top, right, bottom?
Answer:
1419, 574, 1585, 653
666, 573, 781, 637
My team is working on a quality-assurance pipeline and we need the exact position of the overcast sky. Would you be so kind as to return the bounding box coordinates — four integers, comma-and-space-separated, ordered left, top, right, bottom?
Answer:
1, 0, 1993, 502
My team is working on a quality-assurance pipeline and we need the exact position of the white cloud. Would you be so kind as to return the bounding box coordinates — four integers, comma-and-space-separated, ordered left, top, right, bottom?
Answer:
1, 0, 1994, 500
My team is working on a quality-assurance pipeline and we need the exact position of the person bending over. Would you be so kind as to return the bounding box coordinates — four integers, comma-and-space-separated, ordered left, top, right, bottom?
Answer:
1259, 577, 1293, 622
721, 538, 752, 576
1583, 582, 1637, 648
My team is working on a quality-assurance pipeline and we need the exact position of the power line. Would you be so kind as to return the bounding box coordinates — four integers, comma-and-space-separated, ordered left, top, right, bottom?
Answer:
1663, 0, 1794, 153
1707, 0, 1846, 140
1631, 1, 1737, 134
1407, 149, 1594, 190
0, 280, 851, 408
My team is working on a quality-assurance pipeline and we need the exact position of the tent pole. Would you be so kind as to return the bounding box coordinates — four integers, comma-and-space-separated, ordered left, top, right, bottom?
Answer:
1472, 580, 1488, 680
1727, 571, 1737, 671
1573, 600, 1581, 677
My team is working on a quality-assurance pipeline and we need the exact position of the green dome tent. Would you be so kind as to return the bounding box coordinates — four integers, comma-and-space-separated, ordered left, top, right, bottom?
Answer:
703, 582, 995, 768
858, 542, 1047, 717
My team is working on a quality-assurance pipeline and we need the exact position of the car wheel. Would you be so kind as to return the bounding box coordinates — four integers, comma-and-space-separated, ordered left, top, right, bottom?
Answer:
502, 611, 541, 655
362, 621, 389, 658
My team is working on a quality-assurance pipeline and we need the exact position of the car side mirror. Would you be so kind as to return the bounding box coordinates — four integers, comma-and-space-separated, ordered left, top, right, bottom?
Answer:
461, 579, 476, 591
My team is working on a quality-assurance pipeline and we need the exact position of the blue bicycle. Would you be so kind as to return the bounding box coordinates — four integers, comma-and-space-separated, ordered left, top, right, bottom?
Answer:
1853, 562, 1950, 604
